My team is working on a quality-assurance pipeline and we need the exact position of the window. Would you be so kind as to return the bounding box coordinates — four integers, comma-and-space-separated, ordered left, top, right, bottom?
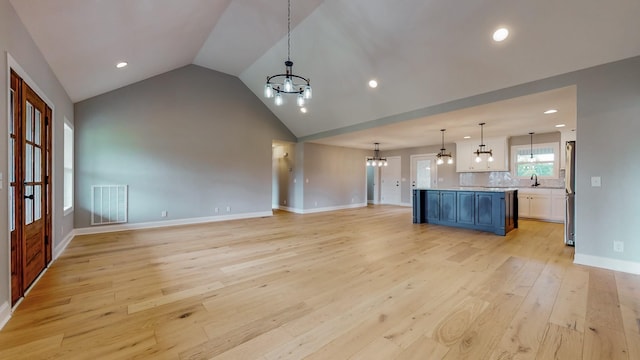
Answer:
512, 142, 559, 179
64, 120, 74, 213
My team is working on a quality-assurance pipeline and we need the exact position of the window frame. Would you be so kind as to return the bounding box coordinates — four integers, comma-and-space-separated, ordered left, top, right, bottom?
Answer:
511, 142, 560, 180
63, 119, 74, 215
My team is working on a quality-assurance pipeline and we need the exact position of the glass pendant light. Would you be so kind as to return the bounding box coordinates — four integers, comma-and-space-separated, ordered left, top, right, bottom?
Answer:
264, 83, 274, 98
283, 77, 293, 92
436, 129, 453, 166
474, 122, 493, 162
274, 93, 283, 106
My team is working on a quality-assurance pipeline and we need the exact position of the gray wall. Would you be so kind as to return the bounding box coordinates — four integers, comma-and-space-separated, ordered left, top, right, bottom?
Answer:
383, 143, 460, 204
0, 0, 74, 309
298, 143, 369, 210
574, 57, 640, 264
509, 131, 560, 147
74, 65, 296, 228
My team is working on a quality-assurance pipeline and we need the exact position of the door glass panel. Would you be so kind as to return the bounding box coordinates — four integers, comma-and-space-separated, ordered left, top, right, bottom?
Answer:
9, 138, 15, 182
416, 159, 432, 188
26, 102, 33, 142
34, 110, 41, 145
10, 187, 15, 232
34, 148, 42, 182
26, 144, 33, 182
34, 185, 42, 221
9, 89, 14, 135
25, 186, 33, 225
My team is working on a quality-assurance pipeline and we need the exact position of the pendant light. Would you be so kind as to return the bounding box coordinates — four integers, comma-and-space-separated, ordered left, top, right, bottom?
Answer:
528, 132, 535, 162
436, 129, 453, 165
263, 0, 312, 107
474, 123, 493, 163
366, 143, 388, 167
474, 122, 494, 163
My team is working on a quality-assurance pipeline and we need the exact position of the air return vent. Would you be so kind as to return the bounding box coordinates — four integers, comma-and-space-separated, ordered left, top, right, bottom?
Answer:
91, 185, 128, 225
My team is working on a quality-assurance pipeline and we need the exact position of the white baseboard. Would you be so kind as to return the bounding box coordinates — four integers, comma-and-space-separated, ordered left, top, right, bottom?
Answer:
299, 203, 367, 214
0, 301, 11, 330
54, 230, 76, 260
574, 254, 640, 275
74, 211, 273, 236
275, 205, 303, 214
276, 203, 367, 214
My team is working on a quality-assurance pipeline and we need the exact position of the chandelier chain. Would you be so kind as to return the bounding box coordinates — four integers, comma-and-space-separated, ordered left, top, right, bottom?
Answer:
287, 0, 291, 61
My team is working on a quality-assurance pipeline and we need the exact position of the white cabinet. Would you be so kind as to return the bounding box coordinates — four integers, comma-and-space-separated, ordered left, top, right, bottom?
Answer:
456, 136, 508, 172
518, 188, 565, 223
519, 188, 551, 219
550, 189, 565, 221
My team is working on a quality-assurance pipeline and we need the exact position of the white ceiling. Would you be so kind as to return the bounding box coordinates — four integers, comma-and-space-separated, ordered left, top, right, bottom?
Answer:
10, 0, 640, 148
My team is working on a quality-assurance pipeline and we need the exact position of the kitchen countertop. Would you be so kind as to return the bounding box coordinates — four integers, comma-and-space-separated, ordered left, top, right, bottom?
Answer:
415, 187, 519, 192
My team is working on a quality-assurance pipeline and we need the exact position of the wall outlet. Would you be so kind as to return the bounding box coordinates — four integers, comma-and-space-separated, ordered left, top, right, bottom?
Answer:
314, 201, 318, 207
161, 210, 168, 217
226, 206, 231, 212
283, 200, 287, 205
591, 176, 602, 187
214, 207, 219, 213
613, 241, 624, 253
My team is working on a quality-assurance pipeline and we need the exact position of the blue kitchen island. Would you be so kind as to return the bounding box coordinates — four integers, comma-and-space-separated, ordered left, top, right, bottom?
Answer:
412, 188, 518, 236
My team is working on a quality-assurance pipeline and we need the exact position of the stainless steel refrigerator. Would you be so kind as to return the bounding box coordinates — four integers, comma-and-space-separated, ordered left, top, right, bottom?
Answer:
565, 141, 576, 246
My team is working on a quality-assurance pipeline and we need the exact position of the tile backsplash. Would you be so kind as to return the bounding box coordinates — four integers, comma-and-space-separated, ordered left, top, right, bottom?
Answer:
459, 170, 565, 188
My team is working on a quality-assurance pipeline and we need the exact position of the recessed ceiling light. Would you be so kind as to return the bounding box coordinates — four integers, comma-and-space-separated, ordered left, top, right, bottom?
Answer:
544, 109, 558, 114
116, 61, 128, 69
368, 80, 378, 88
492, 27, 509, 42
555, 124, 566, 128
463, 136, 471, 139
300, 107, 307, 113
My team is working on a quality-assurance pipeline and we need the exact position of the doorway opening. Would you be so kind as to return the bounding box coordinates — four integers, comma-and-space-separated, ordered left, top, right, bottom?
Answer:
410, 154, 438, 205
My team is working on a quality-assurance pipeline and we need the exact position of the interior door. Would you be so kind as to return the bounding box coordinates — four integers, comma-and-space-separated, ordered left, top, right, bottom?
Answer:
380, 156, 401, 205
410, 154, 437, 204
10, 70, 52, 305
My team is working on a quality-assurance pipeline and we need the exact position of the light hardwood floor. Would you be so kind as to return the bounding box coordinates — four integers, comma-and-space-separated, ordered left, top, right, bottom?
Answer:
0, 206, 637, 359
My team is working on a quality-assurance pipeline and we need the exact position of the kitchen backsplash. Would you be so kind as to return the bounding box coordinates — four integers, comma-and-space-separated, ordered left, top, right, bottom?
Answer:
459, 170, 565, 188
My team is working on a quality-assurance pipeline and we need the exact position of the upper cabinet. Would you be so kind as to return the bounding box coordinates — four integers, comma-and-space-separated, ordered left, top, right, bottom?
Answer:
456, 136, 509, 172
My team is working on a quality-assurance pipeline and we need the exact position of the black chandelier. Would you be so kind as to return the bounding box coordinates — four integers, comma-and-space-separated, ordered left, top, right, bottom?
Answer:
474, 122, 494, 163
263, 0, 312, 107
366, 143, 388, 167
436, 129, 453, 165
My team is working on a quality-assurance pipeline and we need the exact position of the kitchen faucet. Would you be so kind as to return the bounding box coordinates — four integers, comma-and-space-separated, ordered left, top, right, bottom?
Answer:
531, 173, 540, 187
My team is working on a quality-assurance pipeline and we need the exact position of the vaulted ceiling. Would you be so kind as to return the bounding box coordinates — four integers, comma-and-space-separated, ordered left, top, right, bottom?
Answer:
10, 0, 640, 149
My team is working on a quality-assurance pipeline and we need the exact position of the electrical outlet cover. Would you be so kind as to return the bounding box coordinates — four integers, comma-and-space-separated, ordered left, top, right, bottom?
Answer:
613, 241, 624, 252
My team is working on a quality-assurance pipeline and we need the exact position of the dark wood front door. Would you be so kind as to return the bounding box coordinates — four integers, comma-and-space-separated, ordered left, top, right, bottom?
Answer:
10, 70, 52, 305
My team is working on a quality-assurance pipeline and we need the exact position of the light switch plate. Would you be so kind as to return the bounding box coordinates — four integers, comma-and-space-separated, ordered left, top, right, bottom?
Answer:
591, 176, 601, 187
